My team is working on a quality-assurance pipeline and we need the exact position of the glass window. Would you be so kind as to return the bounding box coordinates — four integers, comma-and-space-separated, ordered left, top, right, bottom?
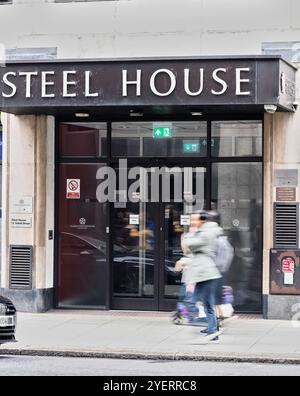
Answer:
211, 120, 262, 157
59, 122, 107, 158
112, 122, 207, 158
0, 127, 2, 278
212, 162, 262, 312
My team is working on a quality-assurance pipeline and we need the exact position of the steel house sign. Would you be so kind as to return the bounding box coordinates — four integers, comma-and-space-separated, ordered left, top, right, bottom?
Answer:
0, 56, 296, 114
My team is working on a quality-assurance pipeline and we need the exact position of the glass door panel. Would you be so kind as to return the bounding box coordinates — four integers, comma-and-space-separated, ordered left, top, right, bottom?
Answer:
113, 202, 156, 298
162, 167, 206, 306
58, 164, 108, 308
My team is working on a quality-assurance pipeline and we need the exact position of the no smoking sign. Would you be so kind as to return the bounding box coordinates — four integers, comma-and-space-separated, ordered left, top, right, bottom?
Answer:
66, 179, 80, 199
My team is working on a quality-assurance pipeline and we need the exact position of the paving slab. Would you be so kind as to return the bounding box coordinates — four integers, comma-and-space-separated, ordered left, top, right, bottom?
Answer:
1, 311, 300, 364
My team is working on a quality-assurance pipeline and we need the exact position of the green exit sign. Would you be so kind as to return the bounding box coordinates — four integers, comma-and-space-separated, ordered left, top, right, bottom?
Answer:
183, 143, 200, 153
153, 124, 173, 138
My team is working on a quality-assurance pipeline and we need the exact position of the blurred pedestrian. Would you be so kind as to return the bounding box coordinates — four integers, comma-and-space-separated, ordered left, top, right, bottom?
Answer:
184, 210, 222, 343
172, 224, 196, 324
209, 210, 234, 322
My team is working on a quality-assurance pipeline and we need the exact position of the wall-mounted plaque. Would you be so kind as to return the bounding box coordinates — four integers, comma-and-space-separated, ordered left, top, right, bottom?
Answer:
276, 187, 296, 202
275, 169, 298, 187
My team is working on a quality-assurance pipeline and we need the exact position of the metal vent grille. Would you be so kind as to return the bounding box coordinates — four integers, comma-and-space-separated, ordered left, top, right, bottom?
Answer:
9, 245, 33, 290
274, 203, 298, 248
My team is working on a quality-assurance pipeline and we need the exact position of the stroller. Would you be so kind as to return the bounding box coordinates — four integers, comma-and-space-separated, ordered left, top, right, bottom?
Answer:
172, 281, 208, 325
172, 288, 195, 325
172, 285, 234, 325
172, 256, 195, 325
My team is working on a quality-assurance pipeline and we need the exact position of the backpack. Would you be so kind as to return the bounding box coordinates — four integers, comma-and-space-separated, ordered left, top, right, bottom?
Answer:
215, 235, 234, 274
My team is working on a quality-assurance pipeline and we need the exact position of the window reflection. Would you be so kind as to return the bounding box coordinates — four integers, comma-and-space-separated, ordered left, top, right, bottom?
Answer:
58, 164, 108, 307
212, 163, 262, 312
59, 122, 107, 158
211, 121, 262, 157
112, 121, 207, 157
113, 204, 155, 297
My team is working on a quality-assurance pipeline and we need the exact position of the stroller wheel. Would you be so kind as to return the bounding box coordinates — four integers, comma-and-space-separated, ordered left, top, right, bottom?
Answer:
173, 317, 183, 325
171, 311, 183, 325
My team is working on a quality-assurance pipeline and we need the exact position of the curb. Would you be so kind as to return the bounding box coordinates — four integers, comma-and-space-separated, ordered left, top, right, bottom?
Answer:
1, 348, 300, 365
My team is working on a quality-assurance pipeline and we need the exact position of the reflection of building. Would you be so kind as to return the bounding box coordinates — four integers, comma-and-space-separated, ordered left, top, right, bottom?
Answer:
212, 164, 263, 311
0, 1, 300, 319
0, 121, 2, 280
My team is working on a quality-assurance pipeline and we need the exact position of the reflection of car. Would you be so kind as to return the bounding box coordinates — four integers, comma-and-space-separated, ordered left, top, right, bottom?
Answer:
59, 232, 182, 298
0, 296, 17, 346
113, 252, 181, 295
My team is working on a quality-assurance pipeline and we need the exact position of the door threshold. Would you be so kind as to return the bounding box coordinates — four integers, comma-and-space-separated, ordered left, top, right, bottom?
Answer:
50, 308, 172, 317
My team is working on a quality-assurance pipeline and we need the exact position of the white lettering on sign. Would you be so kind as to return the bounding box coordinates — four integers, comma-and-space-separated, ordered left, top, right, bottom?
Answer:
211, 68, 228, 95
0, 66, 253, 100
63, 71, 77, 97
41, 71, 55, 98
85, 71, 98, 97
19, 71, 38, 98
122, 69, 141, 97
2, 72, 17, 98
236, 68, 251, 95
184, 68, 204, 96
150, 69, 177, 97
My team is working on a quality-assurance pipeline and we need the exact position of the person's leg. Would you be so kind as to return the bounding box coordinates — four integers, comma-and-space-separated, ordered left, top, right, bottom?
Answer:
215, 277, 224, 319
175, 283, 186, 318
201, 280, 218, 335
178, 283, 186, 304
187, 283, 202, 321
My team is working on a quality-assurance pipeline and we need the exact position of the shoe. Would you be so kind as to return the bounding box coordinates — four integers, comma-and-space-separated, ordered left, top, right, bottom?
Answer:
188, 334, 220, 345
201, 326, 220, 334
207, 336, 220, 344
204, 331, 221, 341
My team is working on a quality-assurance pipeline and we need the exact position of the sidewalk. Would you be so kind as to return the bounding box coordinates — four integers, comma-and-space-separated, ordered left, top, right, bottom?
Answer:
2, 310, 300, 364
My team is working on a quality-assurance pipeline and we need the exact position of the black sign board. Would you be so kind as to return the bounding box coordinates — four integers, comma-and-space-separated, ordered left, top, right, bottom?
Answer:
0, 56, 296, 114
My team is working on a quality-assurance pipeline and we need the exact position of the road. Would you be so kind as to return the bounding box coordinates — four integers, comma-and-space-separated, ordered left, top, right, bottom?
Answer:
0, 355, 300, 376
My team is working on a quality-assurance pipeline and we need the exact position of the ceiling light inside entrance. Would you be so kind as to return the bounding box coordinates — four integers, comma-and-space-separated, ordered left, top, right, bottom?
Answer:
75, 112, 90, 118
130, 109, 144, 117
190, 111, 203, 116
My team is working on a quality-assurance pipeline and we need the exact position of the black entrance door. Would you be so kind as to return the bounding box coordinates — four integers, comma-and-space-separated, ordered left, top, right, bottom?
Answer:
111, 164, 207, 311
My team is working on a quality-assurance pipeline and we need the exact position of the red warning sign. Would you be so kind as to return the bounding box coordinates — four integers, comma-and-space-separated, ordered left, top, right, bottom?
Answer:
66, 179, 80, 199
282, 257, 295, 273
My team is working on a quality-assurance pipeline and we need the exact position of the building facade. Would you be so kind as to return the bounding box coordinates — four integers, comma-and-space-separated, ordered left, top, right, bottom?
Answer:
0, 0, 300, 319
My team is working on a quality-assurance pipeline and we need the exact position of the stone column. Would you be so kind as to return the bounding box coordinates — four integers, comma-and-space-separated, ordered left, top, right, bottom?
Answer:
0, 113, 55, 312
263, 101, 300, 319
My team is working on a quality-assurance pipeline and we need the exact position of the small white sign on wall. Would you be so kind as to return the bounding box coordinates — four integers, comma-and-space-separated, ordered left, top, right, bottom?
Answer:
180, 215, 191, 226
11, 217, 32, 228
12, 196, 33, 214
66, 179, 80, 199
129, 214, 140, 225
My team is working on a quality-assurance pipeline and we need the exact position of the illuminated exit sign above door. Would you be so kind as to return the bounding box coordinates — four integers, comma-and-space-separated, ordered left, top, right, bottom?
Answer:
153, 123, 173, 138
